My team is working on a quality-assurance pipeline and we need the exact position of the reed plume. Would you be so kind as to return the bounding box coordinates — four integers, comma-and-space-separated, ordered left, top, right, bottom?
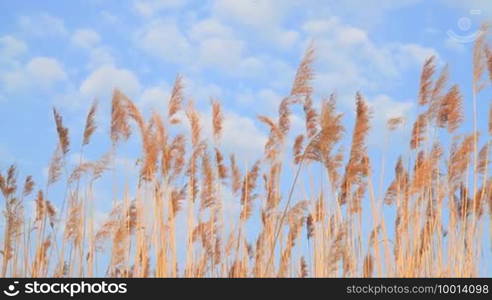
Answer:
83, 99, 98, 146
418, 56, 436, 106
387, 117, 404, 131
438, 85, 463, 132
240, 161, 260, 221
53, 108, 70, 155
410, 113, 427, 150
211, 99, 223, 142
291, 42, 315, 97
340, 92, 371, 211
110, 89, 132, 145
168, 75, 184, 123
48, 145, 64, 186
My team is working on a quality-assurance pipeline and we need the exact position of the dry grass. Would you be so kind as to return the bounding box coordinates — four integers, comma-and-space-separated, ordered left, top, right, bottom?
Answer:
1, 31, 492, 278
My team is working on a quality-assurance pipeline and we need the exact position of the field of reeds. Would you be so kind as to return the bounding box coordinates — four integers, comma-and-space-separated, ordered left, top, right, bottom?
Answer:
1, 27, 492, 278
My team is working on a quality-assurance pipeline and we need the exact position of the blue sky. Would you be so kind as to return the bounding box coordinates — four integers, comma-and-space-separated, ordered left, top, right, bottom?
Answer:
1, 0, 491, 165
1, 0, 492, 276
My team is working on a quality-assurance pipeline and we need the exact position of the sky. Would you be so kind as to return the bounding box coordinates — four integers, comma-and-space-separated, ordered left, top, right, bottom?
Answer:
1, 0, 492, 276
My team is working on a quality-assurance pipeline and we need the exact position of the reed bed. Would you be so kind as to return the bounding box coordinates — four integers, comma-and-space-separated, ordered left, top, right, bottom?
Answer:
1, 29, 492, 278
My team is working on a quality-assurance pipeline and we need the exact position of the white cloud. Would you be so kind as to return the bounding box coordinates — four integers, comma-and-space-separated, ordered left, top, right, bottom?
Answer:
303, 0, 423, 27
188, 18, 233, 41
136, 19, 191, 64
100, 11, 120, 24
27, 57, 67, 84
366, 94, 414, 147
0, 35, 27, 58
1, 70, 25, 92
71, 29, 101, 49
87, 46, 115, 69
302, 18, 338, 35
133, 0, 188, 16
136, 16, 269, 76
275, 30, 300, 48
184, 77, 223, 101
80, 65, 141, 99
198, 37, 245, 70
200, 109, 267, 163
369, 94, 414, 121
302, 17, 438, 98
188, 18, 265, 74
71, 29, 114, 69
52, 89, 86, 111
1, 57, 67, 92
213, 0, 292, 28
18, 14, 67, 37
0, 36, 27, 68
140, 85, 170, 109
237, 88, 282, 115
337, 27, 368, 45
391, 44, 439, 68
237, 57, 265, 78
212, 0, 301, 49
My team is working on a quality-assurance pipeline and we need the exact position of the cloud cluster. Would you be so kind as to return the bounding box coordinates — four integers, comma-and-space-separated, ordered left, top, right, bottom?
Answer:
0, 2, 449, 165
303, 17, 438, 97
80, 65, 141, 100
0, 35, 27, 60
18, 13, 68, 37
132, 0, 188, 17
71, 29, 101, 49
1, 56, 67, 92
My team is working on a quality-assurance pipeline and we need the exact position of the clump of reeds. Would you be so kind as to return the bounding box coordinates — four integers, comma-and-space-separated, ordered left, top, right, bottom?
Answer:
1, 28, 492, 279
